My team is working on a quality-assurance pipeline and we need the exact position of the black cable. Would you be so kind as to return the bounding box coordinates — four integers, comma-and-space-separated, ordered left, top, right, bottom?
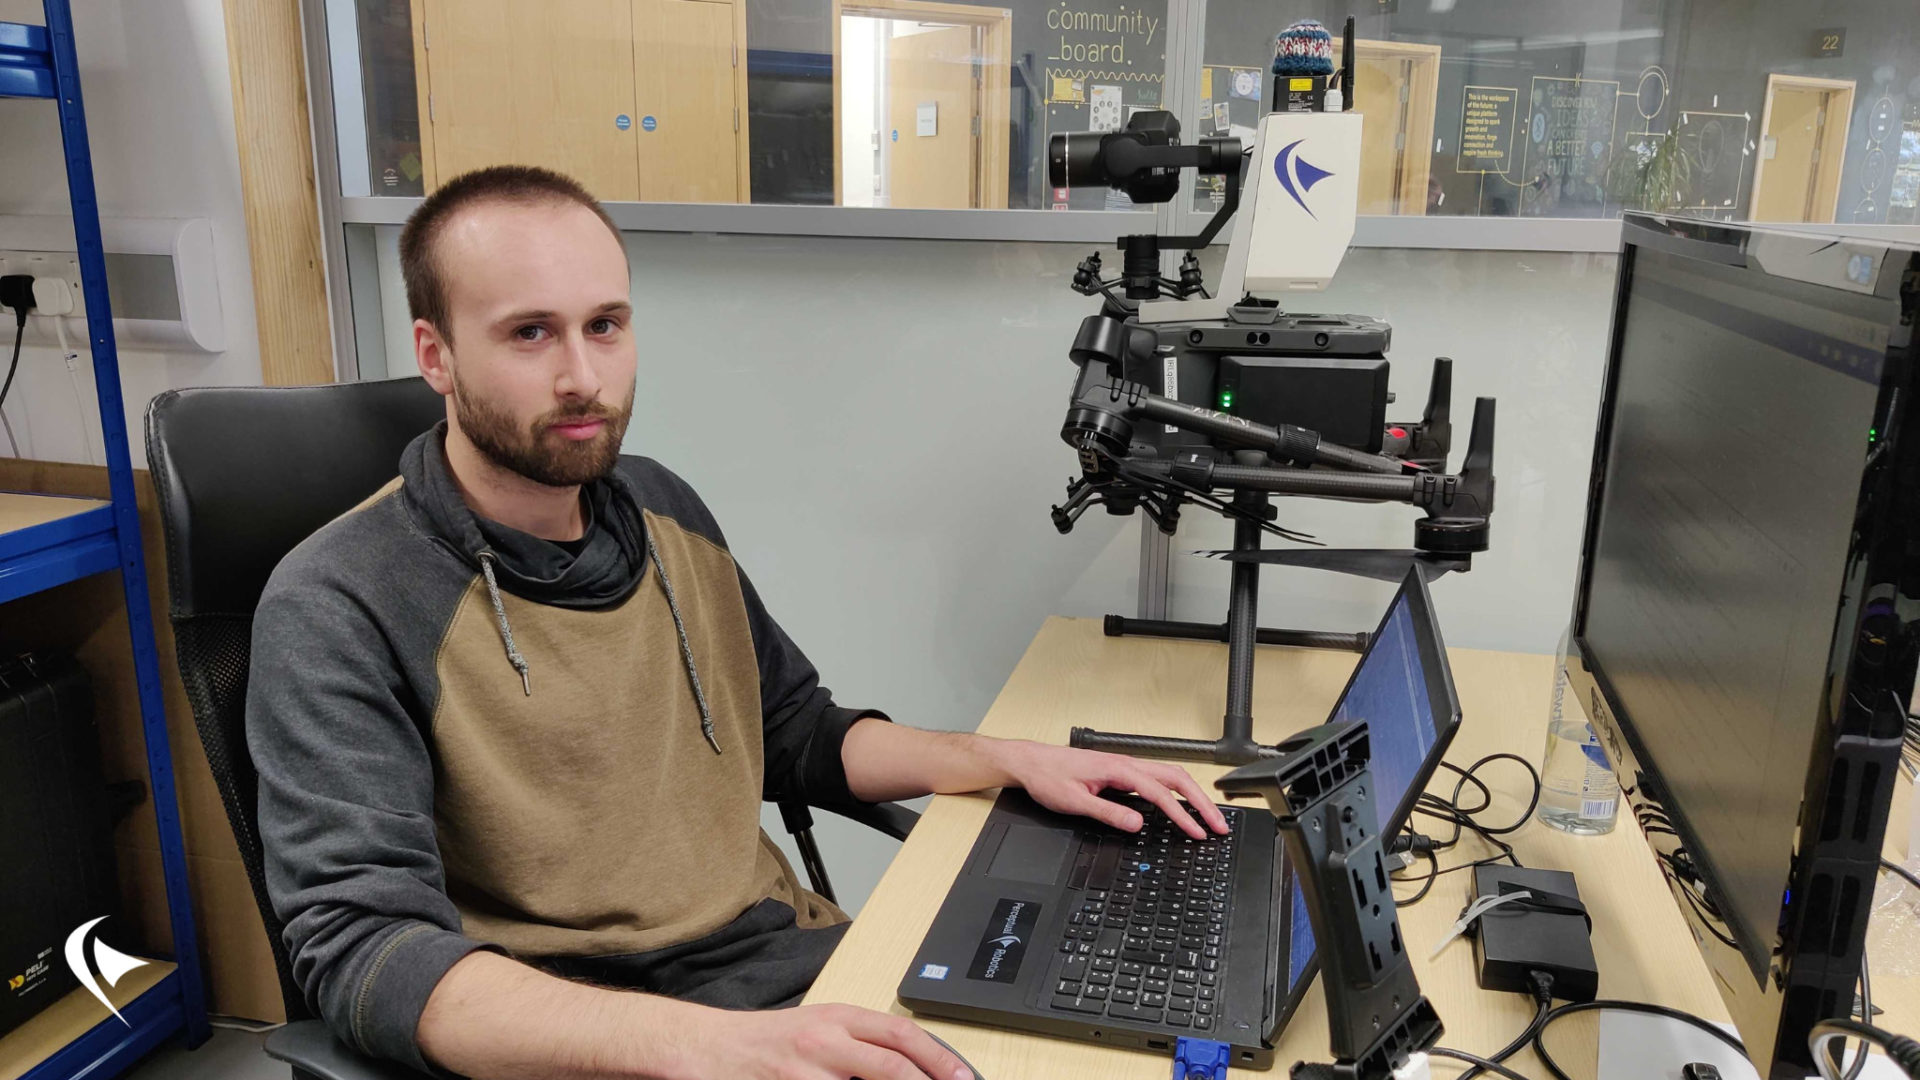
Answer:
1810, 1019, 1920, 1080
1531, 1001, 1748, 1080
1437, 760, 1496, 815
0, 313, 24, 416
1427, 1047, 1539, 1080
1394, 851, 1519, 902
1837, 953, 1871, 1080
1455, 972, 1555, 1080
1413, 755, 1540, 851
1450, 754, 1544, 835
1884, 858, 1920, 894
1394, 847, 1440, 905
1394, 754, 1543, 907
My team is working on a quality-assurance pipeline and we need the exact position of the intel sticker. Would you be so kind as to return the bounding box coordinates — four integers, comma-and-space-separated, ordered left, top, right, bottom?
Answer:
919, 963, 950, 981
967, 898, 1040, 983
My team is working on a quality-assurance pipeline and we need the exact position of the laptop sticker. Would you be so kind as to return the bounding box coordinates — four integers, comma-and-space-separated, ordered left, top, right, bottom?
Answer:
967, 899, 1041, 982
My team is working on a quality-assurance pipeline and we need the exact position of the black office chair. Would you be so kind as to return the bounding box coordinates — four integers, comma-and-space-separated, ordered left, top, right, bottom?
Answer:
145, 378, 916, 1080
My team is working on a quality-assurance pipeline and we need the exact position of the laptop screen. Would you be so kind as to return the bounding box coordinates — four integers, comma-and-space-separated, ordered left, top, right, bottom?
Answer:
1283, 571, 1452, 995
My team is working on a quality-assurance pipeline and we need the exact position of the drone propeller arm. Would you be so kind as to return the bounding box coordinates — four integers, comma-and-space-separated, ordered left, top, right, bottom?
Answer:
1121, 396, 1497, 554
1133, 391, 1408, 472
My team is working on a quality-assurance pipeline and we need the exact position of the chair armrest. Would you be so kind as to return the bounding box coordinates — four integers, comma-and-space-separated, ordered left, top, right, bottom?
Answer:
264, 1020, 426, 1080
826, 801, 920, 841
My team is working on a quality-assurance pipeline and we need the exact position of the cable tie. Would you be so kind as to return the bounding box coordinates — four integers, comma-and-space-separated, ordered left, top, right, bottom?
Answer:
1430, 889, 1532, 959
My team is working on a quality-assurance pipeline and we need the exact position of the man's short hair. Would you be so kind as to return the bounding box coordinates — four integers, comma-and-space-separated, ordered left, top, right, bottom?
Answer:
399, 165, 622, 343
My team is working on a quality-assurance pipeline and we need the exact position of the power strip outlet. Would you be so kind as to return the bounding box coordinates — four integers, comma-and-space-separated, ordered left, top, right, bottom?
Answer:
0, 251, 86, 320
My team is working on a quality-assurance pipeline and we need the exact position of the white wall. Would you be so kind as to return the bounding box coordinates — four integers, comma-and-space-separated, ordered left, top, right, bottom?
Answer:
0, 0, 260, 467
548, 234, 1611, 912
1174, 247, 1620, 657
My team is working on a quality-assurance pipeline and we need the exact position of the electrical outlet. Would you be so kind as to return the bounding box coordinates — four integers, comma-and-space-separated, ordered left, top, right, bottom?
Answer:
0, 250, 86, 320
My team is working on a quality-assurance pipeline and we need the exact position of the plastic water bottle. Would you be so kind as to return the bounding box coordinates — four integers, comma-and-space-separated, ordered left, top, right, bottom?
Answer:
1536, 626, 1619, 834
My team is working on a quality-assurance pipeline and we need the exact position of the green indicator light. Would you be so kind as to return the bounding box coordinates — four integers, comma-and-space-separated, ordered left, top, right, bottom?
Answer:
1870, 427, 1879, 442
1220, 391, 1235, 410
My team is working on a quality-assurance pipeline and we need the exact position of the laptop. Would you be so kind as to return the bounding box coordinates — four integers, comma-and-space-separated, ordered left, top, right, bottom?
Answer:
898, 567, 1461, 1069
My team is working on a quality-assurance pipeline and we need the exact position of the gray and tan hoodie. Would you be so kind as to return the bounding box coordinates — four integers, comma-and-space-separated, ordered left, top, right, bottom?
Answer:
247, 425, 880, 1072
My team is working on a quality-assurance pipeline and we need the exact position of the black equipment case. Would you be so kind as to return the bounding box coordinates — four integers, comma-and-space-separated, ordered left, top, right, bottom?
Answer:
0, 653, 121, 1036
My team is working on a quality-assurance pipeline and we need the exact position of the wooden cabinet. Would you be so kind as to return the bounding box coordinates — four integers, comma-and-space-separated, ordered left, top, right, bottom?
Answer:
412, 0, 750, 202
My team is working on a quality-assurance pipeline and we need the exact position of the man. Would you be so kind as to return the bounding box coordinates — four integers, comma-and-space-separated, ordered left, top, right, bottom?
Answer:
248, 165, 1227, 1080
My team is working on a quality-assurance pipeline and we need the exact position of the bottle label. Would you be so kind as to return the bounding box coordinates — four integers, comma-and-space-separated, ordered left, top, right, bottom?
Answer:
1582, 798, 1617, 820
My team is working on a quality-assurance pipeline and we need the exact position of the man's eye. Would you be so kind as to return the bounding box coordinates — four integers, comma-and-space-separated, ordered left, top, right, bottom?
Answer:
515, 325, 547, 342
589, 317, 618, 335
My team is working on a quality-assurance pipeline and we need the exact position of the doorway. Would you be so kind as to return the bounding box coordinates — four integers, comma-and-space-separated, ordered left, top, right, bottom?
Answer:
1353, 40, 1441, 215
1751, 73, 1855, 223
833, 0, 1011, 208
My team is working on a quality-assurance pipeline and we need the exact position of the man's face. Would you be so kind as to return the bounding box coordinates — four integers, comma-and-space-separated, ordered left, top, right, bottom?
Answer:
417, 199, 636, 487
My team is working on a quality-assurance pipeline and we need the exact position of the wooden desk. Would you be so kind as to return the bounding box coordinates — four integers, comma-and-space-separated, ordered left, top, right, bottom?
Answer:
806, 617, 1918, 1079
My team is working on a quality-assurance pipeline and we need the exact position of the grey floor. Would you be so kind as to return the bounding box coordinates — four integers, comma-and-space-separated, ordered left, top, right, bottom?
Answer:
125, 1027, 286, 1080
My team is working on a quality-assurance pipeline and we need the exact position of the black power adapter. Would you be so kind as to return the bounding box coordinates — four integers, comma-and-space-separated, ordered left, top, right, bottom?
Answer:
1466, 865, 1599, 1003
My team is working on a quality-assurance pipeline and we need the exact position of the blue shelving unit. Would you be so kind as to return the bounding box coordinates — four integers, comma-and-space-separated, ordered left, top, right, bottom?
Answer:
0, 2, 210, 1076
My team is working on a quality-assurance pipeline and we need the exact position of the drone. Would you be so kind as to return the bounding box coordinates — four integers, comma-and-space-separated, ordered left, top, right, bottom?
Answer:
1044, 18, 1497, 768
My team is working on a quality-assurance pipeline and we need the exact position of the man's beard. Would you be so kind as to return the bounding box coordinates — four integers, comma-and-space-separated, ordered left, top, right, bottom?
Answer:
451, 372, 634, 488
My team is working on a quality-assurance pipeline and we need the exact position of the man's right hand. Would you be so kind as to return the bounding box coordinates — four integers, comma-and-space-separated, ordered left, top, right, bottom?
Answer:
700, 1003, 973, 1080
417, 951, 974, 1080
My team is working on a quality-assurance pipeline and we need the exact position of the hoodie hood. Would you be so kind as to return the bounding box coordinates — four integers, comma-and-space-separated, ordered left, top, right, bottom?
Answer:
399, 423, 648, 610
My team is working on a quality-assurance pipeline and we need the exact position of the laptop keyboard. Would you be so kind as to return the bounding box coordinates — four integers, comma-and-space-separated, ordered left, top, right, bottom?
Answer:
1047, 799, 1242, 1031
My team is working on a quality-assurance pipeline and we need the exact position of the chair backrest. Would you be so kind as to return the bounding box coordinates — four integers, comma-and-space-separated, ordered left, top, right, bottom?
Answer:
145, 378, 446, 1020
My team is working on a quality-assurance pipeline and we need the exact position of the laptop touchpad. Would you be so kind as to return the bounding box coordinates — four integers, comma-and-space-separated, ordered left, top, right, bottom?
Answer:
985, 825, 1075, 885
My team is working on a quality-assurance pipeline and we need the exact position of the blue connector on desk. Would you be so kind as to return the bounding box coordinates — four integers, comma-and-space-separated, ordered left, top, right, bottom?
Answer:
1174, 1036, 1232, 1080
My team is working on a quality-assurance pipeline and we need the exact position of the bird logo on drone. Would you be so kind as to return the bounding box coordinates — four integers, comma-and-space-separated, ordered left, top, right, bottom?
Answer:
1273, 139, 1335, 220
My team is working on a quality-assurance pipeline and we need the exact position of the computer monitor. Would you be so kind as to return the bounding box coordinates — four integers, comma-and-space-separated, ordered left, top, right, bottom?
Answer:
1566, 213, 1919, 1078
1279, 567, 1461, 1009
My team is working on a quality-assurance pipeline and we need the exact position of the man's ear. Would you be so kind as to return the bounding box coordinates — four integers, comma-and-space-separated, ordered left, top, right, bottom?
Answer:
415, 319, 455, 396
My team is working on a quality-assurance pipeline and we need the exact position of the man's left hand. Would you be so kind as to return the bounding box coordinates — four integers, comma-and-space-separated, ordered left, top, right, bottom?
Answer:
987, 740, 1230, 839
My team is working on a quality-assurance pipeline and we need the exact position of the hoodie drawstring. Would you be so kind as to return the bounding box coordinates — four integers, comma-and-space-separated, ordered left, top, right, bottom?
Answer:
644, 528, 721, 755
476, 551, 532, 696
472, 536, 719, 756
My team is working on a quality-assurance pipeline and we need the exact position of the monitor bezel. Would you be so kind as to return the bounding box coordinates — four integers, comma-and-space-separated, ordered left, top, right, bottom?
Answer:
1564, 212, 1918, 1077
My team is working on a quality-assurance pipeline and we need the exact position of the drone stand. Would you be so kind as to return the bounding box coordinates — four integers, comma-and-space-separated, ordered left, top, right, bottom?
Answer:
1070, 481, 1365, 766
1099, 616, 1368, 655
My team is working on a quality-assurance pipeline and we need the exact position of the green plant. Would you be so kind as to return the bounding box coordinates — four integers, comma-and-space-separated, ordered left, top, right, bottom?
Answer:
1606, 132, 1695, 212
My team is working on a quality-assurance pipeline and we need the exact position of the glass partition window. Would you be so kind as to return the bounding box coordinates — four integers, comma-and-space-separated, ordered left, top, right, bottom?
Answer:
331, 0, 1169, 210
328, 0, 1920, 227
1200, 1, 1920, 225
